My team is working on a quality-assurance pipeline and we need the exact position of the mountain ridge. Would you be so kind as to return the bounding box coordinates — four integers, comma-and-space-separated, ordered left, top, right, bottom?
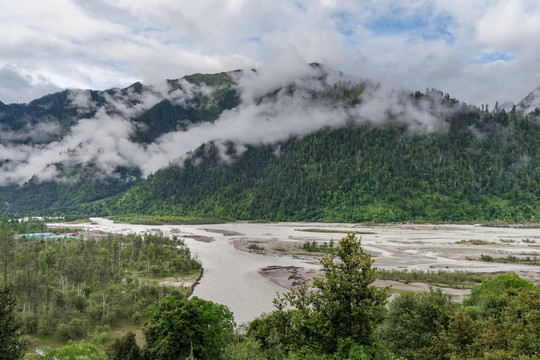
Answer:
0, 66, 539, 222
517, 87, 540, 114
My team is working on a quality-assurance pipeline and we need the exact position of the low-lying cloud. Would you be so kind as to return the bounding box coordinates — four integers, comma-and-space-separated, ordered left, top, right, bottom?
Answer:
0, 56, 462, 187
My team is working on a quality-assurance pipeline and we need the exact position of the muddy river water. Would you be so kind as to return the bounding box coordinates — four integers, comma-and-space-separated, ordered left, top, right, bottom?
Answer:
49, 219, 540, 324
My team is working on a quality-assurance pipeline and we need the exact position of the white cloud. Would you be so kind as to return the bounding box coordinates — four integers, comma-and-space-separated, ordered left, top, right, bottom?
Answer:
476, 1, 540, 51
1, 0, 540, 107
0, 55, 465, 185
0, 66, 62, 104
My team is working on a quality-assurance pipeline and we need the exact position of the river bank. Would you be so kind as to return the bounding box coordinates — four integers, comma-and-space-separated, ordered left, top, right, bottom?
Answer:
48, 219, 540, 323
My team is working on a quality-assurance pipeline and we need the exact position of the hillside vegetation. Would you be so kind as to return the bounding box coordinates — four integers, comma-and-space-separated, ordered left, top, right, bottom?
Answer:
101, 104, 539, 222
0, 68, 538, 223
0, 218, 201, 343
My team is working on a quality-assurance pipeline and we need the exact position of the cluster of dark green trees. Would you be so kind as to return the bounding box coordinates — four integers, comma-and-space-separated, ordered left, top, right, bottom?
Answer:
28, 294, 236, 360
0, 218, 201, 342
102, 103, 539, 223
3, 232, 538, 359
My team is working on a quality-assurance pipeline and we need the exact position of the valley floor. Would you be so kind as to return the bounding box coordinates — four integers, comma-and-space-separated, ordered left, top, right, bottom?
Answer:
48, 219, 540, 323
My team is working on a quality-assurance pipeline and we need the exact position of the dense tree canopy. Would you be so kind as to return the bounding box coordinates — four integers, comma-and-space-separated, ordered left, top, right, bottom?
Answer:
0, 283, 28, 360
255, 233, 389, 358
142, 295, 235, 360
1, 87, 539, 223
102, 105, 540, 223
0, 218, 201, 340
378, 288, 458, 359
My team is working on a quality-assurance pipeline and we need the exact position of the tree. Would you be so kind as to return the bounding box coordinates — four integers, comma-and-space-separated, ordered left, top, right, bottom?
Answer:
107, 331, 142, 360
224, 337, 266, 360
272, 233, 390, 356
34, 340, 107, 360
142, 295, 235, 360
189, 296, 236, 359
379, 288, 457, 359
419, 276, 540, 360
463, 272, 536, 318
0, 282, 28, 360
142, 296, 206, 360
474, 288, 540, 358
0, 226, 15, 284
416, 308, 480, 360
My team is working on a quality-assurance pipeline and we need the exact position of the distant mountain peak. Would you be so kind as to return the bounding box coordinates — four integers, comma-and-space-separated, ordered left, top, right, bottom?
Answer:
517, 87, 540, 114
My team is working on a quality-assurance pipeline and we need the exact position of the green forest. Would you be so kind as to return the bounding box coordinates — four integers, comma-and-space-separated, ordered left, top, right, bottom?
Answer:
0, 217, 201, 351
100, 104, 540, 223
2, 229, 538, 359
0, 72, 538, 224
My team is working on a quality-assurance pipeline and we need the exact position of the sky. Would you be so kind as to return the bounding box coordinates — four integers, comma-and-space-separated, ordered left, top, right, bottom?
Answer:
1, 0, 540, 106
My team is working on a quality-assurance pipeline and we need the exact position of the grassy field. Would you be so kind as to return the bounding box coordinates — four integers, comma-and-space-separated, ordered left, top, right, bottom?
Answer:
376, 269, 491, 289
477, 254, 540, 265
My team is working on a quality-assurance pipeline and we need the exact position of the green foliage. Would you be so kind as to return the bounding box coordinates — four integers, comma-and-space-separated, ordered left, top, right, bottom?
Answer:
0, 283, 28, 360
109, 214, 230, 225
296, 228, 367, 234
142, 295, 235, 360
0, 225, 16, 284
376, 269, 489, 288
419, 287, 540, 359
248, 243, 264, 251
416, 308, 480, 360
2, 86, 540, 223
378, 288, 458, 359
478, 254, 540, 265
0, 164, 141, 217
103, 106, 540, 223
270, 233, 389, 356
0, 217, 47, 234
455, 239, 495, 245
478, 288, 540, 357
2, 225, 201, 339
107, 331, 142, 360
463, 272, 536, 317
301, 240, 336, 254
35, 340, 107, 360
224, 337, 266, 360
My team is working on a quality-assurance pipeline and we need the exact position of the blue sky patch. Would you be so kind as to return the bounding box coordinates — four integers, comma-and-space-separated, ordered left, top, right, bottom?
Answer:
246, 36, 263, 43
481, 52, 517, 63
334, 6, 454, 43
332, 11, 357, 37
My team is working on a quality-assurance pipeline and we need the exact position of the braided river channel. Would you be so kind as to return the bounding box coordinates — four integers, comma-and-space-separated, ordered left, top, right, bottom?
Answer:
49, 218, 540, 324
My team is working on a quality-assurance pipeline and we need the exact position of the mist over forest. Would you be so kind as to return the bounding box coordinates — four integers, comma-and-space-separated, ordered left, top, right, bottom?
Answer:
0, 61, 538, 222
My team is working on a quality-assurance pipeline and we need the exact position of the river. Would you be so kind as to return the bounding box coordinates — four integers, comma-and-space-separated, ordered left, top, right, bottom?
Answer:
48, 219, 540, 324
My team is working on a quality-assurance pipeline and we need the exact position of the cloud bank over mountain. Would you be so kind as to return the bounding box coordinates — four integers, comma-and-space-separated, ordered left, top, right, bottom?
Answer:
2, 0, 540, 106
0, 56, 465, 186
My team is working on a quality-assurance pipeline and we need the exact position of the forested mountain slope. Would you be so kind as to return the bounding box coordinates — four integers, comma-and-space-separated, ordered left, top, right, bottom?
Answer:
0, 64, 539, 222
101, 106, 540, 222
0, 71, 239, 215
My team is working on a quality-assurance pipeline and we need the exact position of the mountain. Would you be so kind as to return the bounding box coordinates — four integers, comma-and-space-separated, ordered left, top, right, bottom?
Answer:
0, 65, 539, 222
517, 87, 540, 114
0, 70, 240, 214
101, 114, 539, 222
